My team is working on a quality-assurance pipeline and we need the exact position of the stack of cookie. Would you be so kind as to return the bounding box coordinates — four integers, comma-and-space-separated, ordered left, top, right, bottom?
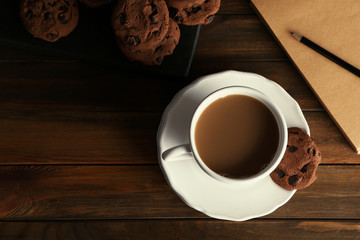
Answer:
166, 0, 221, 25
112, 0, 221, 66
19, 0, 221, 66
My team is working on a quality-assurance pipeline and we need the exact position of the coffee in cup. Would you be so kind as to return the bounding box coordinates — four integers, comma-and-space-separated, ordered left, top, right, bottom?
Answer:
162, 86, 287, 184
195, 94, 279, 179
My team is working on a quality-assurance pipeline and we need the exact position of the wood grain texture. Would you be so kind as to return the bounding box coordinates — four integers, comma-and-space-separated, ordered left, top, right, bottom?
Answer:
218, 0, 254, 15
0, 112, 159, 164
0, 220, 359, 240
0, 1, 357, 236
190, 61, 322, 110
195, 15, 287, 62
303, 112, 360, 164
0, 165, 358, 219
0, 61, 322, 111
0, 15, 286, 63
0, 111, 358, 165
0, 62, 190, 112
0, 46, 74, 62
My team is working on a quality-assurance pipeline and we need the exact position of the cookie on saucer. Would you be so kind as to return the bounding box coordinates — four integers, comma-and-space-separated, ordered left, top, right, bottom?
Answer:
270, 127, 321, 190
166, 0, 221, 25
20, 0, 79, 42
117, 19, 180, 65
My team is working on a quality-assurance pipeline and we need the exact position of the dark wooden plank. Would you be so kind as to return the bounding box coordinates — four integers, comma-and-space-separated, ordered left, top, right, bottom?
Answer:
0, 62, 190, 112
0, 111, 358, 165
0, 220, 359, 240
0, 15, 286, 63
0, 46, 73, 62
304, 112, 360, 164
0, 112, 160, 164
0, 61, 321, 112
195, 15, 287, 62
218, 0, 254, 15
0, 3, 257, 64
190, 61, 322, 110
0, 165, 358, 219
271, 165, 360, 219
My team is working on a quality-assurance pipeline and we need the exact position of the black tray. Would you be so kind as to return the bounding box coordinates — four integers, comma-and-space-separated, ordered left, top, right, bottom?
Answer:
0, 0, 201, 77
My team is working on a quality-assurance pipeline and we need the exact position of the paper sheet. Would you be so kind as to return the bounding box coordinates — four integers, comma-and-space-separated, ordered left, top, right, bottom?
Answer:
251, 0, 360, 153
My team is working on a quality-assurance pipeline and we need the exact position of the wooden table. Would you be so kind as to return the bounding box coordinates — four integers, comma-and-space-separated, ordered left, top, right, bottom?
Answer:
0, 0, 359, 239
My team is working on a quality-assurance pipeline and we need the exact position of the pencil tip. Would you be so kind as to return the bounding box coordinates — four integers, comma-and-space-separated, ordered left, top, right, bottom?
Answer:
291, 32, 302, 41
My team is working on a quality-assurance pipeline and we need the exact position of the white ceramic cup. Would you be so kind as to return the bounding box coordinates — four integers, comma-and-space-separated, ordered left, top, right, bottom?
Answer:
162, 86, 288, 184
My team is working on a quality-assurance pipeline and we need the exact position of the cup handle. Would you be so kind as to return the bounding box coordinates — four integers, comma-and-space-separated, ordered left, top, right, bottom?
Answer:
162, 144, 194, 161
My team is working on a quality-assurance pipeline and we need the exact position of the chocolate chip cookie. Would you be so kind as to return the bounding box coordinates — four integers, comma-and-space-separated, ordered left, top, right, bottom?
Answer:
20, 0, 79, 42
117, 19, 180, 65
112, 0, 169, 52
78, 0, 113, 8
166, 0, 221, 25
270, 128, 321, 190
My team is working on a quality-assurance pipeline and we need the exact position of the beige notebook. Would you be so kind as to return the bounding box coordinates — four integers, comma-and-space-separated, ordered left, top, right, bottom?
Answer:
251, 0, 360, 153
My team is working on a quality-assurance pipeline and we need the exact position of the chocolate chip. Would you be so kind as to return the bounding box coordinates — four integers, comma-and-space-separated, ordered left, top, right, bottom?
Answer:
275, 169, 285, 178
156, 57, 163, 64
150, 15, 157, 24
191, 6, 201, 13
206, 15, 214, 22
44, 12, 52, 20
300, 163, 309, 173
127, 35, 140, 46
318, 152, 321, 156
288, 145, 298, 153
205, 0, 210, 2
153, 30, 159, 35
155, 45, 162, 53
307, 148, 311, 154
119, 13, 126, 24
151, 3, 159, 14
59, 5, 68, 12
288, 175, 298, 186
26, 10, 33, 19
58, 14, 67, 24
174, 40, 177, 45
313, 149, 316, 156
169, 7, 178, 18
50, 33, 58, 40
127, 39, 134, 46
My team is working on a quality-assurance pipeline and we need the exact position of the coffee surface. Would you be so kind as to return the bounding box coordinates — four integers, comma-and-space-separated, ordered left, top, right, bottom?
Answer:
195, 95, 279, 179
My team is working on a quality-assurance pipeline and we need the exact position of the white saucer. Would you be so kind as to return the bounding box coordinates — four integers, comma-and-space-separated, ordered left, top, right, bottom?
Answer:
157, 70, 310, 221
